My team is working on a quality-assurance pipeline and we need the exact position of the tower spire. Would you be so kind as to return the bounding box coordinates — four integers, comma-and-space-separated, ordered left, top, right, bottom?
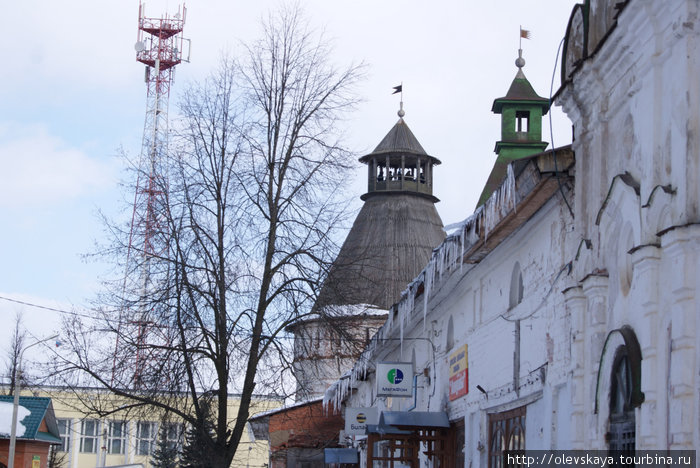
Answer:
476, 36, 550, 207
291, 109, 445, 400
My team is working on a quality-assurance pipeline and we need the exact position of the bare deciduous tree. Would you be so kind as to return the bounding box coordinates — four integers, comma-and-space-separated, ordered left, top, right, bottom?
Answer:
57, 6, 363, 467
4, 313, 27, 396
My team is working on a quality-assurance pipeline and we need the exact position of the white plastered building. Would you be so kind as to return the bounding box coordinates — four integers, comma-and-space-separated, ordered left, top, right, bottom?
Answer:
322, 1, 700, 466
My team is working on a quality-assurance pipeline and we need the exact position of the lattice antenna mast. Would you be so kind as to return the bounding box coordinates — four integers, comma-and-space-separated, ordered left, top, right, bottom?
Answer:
113, 2, 188, 388
135, 2, 188, 203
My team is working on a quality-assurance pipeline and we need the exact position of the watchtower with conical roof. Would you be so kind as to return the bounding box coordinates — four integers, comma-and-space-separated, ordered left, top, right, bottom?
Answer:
360, 104, 440, 204
289, 106, 445, 401
315, 106, 445, 311
477, 49, 550, 206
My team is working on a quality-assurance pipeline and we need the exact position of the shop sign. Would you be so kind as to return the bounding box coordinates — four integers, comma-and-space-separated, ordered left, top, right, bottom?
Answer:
376, 362, 413, 397
345, 407, 378, 435
449, 344, 468, 400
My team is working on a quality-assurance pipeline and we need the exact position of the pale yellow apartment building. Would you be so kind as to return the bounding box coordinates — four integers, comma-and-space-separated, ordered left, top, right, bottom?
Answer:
20, 387, 281, 468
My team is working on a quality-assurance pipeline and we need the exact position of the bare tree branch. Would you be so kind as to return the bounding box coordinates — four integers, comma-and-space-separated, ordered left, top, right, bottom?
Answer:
56, 6, 364, 467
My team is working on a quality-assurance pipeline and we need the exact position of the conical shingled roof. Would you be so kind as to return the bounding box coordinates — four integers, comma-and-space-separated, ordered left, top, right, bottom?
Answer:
373, 118, 426, 153
360, 118, 436, 162
314, 193, 445, 310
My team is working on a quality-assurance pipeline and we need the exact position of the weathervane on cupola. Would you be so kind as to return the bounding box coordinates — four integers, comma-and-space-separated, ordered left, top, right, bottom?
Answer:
517, 26, 530, 69
475, 26, 551, 207
393, 83, 405, 117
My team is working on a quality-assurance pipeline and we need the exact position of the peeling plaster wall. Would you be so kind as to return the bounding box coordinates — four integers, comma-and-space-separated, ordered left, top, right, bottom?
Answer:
558, 0, 700, 452
292, 313, 386, 401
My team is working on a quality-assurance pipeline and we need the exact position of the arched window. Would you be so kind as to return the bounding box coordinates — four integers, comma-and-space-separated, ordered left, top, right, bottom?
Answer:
446, 316, 454, 350
509, 262, 524, 309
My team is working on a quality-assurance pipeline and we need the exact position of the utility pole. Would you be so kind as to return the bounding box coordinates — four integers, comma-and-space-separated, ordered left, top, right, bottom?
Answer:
8, 335, 58, 468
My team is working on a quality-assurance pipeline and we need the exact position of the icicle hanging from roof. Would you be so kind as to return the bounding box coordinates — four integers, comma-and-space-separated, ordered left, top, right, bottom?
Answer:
484, 163, 516, 239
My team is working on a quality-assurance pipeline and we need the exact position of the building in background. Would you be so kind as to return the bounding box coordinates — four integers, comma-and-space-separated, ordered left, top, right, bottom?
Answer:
4, 387, 281, 468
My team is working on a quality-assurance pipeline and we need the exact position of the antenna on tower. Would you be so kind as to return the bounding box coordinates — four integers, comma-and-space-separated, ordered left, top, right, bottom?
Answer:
112, 2, 189, 389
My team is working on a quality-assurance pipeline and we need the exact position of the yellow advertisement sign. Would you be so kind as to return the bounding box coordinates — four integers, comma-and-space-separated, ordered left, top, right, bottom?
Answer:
448, 344, 468, 401
448, 344, 468, 377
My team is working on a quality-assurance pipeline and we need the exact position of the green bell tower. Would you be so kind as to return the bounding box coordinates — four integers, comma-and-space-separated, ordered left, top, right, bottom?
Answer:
477, 48, 550, 206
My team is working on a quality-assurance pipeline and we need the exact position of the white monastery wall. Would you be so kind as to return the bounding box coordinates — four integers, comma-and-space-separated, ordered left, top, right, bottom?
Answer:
341, 193, 576, 465
559, 0, 700, 452
328, 1, 700, 464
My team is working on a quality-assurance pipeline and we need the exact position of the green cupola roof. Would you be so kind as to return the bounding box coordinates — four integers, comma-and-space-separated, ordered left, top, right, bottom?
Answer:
477, 49, 550, 207
492, 67, 551, 113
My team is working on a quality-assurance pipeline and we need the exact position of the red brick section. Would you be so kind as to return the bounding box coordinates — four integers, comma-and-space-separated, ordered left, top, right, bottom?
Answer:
269, 400, 343, 450
0, 440, 51, 468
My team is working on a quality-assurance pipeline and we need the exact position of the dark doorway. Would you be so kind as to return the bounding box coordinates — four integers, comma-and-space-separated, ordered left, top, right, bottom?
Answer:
608, 347, 635, 453
488, 406, 526, 468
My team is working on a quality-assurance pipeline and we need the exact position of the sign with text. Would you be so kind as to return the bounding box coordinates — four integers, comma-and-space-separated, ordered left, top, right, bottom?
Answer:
376, 362, 413, 397
448, 344, 469, 401
345, 407, 378, 435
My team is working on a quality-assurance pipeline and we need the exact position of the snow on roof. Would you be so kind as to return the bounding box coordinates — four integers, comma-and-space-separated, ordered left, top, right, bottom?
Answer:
0, 401, 30, 438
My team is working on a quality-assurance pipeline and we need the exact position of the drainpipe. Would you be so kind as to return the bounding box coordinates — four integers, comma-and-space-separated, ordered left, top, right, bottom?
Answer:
407, 374, 419, 411
513, 320, 520, 397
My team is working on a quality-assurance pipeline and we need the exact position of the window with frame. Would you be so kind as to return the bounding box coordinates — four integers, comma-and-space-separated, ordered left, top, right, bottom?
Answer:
108, 421, 127, 455
136, 421, 158, 456
57, 418, 72, 452
488, 406, 526, 468
80, 419, 99, 453
509, 262, 524, 309
162, 422, 183, 453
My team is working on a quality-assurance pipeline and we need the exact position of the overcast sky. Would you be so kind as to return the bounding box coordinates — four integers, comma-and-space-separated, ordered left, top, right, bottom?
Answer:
0, 0, 578, 360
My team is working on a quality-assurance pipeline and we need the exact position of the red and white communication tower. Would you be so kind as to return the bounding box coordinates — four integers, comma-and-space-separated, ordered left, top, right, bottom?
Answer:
114, 3, 189, 388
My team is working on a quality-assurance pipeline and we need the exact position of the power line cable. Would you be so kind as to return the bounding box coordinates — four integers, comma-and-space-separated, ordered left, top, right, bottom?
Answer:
0, 294, 395, 344
0, 295, 97, 321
